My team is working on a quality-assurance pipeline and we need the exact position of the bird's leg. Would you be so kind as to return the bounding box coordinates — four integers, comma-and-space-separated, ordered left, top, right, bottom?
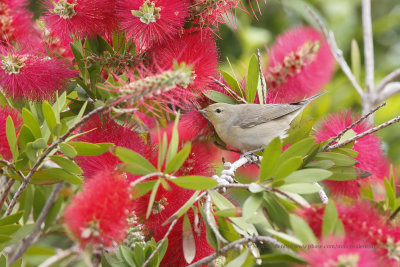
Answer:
240, 147, 264, 164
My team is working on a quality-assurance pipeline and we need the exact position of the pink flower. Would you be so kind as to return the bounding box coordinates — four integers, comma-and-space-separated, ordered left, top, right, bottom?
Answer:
42, 0, 116, 40
0, 49, 76, 100
117, 0, 189, 49
298, 236, 381, 267
265, 26, 334, 103
315, 111, 390, 198
64, 170, 131, 248
190, 0, 239, 28
150, 30, 219, 92
76, 116, 151, 179
0, 107, 21, 161
0, 0, 41, 47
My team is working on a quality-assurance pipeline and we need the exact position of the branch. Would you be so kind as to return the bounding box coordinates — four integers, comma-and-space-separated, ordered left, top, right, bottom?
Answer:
320, 102, 386, 152
306, 6, 364, 96
38, 246, 80, 267
187, 235, 299, 267
326, 114, 400, 151
257, 49, 267, 104
378, 82, 400, 103
0, 179, 14, 211
0, 159, 26, 182
389, 205, 400, 221
4, 97, 128, 216
9, 181, 65, 264
129, 172, 164, 188
205, 192, 228, 243
375, 68, 400, 92
142, 219, 178, 267
362, 0, 374, 94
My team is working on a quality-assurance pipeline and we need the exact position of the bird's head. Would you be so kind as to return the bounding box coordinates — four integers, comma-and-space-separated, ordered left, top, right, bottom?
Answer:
199, 103, 233, 126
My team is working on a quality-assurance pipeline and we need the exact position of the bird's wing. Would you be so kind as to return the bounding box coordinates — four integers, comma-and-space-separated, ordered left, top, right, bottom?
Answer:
232, 104, 303, 128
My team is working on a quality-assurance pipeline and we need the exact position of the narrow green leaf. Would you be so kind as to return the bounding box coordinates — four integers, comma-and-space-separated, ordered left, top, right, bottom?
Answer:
214, 208, 239, 217
169, 176, 218, 190
0, 253, 7, 267
260, 137, 281, 181
279, 138, 316, 162
203, 90, 237, 104
162, 190, 200, 226
120, 245, 135, 266
0, 211, 24, 226
305, 160, 335, 169
6, 116, 18, 159
70, 141, 111, 156
221, 70, 243, 95
131, 180, 157, 199
115, 146, 157, 175
59, 143, 78, 158
327, 166, 357, 181
33, 188, 46, 221
146, 179, 161, 219
166, 113, 180, 166
248, 183, 264, 193
49, 156, 83, 174
316, 152, 357, 166
322, 201, 339, 237
290, 214, 318, 244
42, 168, 82, 184
259, 253, 307, 264
209, 190, 235, 210
245, 54, 259, 103
22, 108, 41, 138
263, 194, 290, 229
165, 142, 191, 173
285, 169, 332, 184
18, 125, 35, 151
158, 133, 168, 170
0, 225, 20, 236
226, 249, 249, 267
44, 196, 63, 230
42, 101, 57, 134
70, 41, 84, 73
242, 195, 263, 219
0, 235, 12, 243
274, 156, 303, 180
279, 183, 321, 194
384, 178, 396, 211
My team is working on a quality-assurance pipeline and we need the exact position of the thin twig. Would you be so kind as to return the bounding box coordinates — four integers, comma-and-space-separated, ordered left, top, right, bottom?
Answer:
9, 182, 65, 264
129, 172, 164, 188
0, 159, 25, 181
0, 179, 15, 212
375, 68, 400, 92
38, 246, 80, 267
205, 192, 228, 243
256, 49, 267, 104
142, 219, 178, 267
389, 205, 400, 221
321, 102, 386, 151
362, 0, 374, 94
187, 235, 299, 267
306, 6, 364, 96
211, 77, 248, 104
326, 114, 400, 151
378, 82, 400, 103
5, 97, 128, 217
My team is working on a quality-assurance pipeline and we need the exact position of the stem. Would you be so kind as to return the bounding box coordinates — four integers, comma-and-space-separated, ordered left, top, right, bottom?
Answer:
205, 192, 228, 243
0, 179, 14, 212
375, 68, 400, 92
362, 0, 374, 94
257, 49, 267, 104
129, 172, 164, 188
389, 205, 400, 221
9, 182, 65, 264
38, 246, 79, 267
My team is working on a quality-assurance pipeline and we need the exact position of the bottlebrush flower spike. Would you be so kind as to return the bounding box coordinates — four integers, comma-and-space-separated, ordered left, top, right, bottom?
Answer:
0, 107, 21, 161
298, 236, 381, 267
117, 0, 189, 49
0, 49, 76, 100
265, 26, 334, 103
63, 170, 131, 248
0, 0, 41, 46
42, 0, 116, 40
150, 30, 219, 92
76, 116, 150, 179
315, 111, 390, 198
190, 0, 240, 28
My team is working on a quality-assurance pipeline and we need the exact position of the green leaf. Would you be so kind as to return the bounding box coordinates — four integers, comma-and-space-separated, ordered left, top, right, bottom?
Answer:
69, 141, 112, 156
0, 235, 12, 243
120, 246, 135, 266
44, 196, 63, 230
22, 108, 41, 139
131, 180, 157, 199
327, 166, 358, 181
0, 225, 20, 236
351, 39, 361, 84
182, 213, 196, 264
70, 41, 85, 73
221, 70, 243, 95
49, 156, 83, 174
209, 191, 235, 210
6, 116, 18, 159
0, 254, 7, 267
263, 194, 290, 229
245, 54, 259, 103
115, 146, 157, 175
305, 160, 335, 169
242, 195, 263, 219
158, 133, 168, 170
279, 138, 316, 162
42, 101, 57, 135
18, 125, 35, 151
248, 183, 264, 193
146, 179, 161, 219
166, 113, 180, 166
259, 253, 307, 264
162, 191, 200, 226
214, 208, 239, 217
259, 137, 281, 181
42, 168, 82, 184
33, 188, 46, 221
274, 156, 303, 180
322, 200, 339, 237
279, 183, 321, 194
384, 178, 396, 211
165, 142, 191, 173
316, 152, 357, 166
203, 90, 237, 104
169, 176, 218, 190
290, 214, 318, 244
285, 169, 332, 184
334, 148, 358, 158
59, 143, 78, 158
0, 211, 24, 226
226, 249, 249, 267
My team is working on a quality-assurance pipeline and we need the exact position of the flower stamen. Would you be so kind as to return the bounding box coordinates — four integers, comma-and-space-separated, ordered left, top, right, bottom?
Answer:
50, 0, 77, 19
131, 0, 161, 24
1, 54, 27, 75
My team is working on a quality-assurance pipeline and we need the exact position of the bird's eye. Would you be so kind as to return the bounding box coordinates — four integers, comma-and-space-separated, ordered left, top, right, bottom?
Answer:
215, 108, 222, 113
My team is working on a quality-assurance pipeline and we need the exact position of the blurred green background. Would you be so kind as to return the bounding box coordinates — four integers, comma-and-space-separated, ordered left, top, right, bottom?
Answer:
28, 0, 400, 164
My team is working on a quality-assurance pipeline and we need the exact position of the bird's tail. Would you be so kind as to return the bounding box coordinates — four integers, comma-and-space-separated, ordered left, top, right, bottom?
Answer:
292, 91, 327, 105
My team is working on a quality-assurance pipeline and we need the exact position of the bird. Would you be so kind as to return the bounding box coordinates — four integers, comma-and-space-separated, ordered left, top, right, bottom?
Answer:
199, 91, 325, 154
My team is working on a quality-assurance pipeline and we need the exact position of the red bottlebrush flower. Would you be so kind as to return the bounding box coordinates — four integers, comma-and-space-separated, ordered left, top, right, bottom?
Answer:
190, 0, 240, 28
0, 0, 41, 46
150, 30, 219, 92
64, 170, 131, 247
0, 49, 76, 100
315, 111, 390, 198
132, 143, 215, 266
37, 21, 74, 60
299, 202, 400, 266
42, 0, 116, 40
76, 116, 151, 179
265, 26, 334, 103
298, 236, 381, 267
0, 107, 21, 160
117, 0, 189, 49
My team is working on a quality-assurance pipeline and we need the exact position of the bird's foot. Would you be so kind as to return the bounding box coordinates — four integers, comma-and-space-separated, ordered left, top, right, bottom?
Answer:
240, 148, 263, 164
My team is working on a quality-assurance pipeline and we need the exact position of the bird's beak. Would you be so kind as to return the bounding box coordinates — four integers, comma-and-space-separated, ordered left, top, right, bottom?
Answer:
198, 109, 209, 119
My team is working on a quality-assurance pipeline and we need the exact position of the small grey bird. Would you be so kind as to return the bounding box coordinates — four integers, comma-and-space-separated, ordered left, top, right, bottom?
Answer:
199, 92, 325, 153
